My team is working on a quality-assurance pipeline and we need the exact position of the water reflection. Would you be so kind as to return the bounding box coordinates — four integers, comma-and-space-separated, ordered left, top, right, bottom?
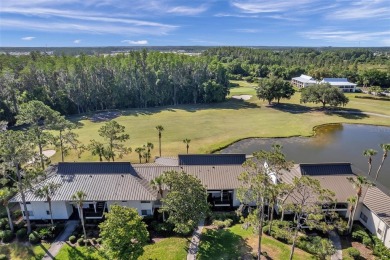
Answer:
220, 124, 390, 189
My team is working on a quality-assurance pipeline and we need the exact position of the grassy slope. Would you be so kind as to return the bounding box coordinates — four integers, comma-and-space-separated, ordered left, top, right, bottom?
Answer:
198, 224, 313, 260
49, 80, 390, 163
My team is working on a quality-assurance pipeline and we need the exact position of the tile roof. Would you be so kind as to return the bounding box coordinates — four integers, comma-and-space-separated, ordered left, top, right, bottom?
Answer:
280, 163, 356, 203
178, 154, 246, 165
363, 185, 390, 226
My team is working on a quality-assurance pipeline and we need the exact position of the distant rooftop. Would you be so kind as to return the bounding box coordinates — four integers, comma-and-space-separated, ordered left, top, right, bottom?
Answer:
292, 74, 317, 84
178, 154, 246, 165
58, 162, 137, 175
321, 78, 357, 86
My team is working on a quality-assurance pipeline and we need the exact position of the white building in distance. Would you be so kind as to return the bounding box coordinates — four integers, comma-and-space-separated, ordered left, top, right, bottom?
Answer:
321, 78, 357, 93
291, 74, 317, 89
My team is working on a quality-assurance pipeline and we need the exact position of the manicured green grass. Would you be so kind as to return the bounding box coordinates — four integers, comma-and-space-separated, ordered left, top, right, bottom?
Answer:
0, 242, 50, 260
55, 238, 188, 260
139, 237, 188, 260
198, 224, 313, 260
55, 244, 106, 260
48, 80, 390, 163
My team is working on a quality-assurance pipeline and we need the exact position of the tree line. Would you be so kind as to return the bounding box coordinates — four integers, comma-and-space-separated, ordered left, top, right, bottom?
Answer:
204, 47, 390, 87
0, 50, 230, 124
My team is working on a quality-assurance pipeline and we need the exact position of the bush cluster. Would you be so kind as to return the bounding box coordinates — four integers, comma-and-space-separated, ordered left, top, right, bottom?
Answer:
351, 225, 390, 258
0, 219, 9, 230
150, 221, 174, 234
346, 247, 360, 259
210, 212, 239, 224
0, 230, 14, 243
263, 220, 293, 244
0, 254, 7, 260
29, 231, 40, 244
16, 228, 27, 240
212, 219, 233, 229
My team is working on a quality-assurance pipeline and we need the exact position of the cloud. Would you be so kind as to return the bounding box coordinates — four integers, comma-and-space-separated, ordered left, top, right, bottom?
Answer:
121, 40, 148, 45
73, 39, 81, 44
21, 36, 35, 40
231, 0, 314, 13
167, 5, 208, 15
214, 13, 258, 18
301, 28, 390, 42
328, 0, 390, 20
232, 28, 261, 33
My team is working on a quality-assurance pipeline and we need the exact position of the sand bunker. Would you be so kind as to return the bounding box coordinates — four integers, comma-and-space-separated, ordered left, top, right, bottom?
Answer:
231, 95, 252, 101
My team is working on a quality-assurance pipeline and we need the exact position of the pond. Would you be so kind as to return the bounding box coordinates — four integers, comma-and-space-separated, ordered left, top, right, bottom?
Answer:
220, 124, 390, 189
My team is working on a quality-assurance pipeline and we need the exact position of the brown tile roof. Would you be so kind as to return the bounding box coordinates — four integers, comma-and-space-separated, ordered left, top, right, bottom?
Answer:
363, 185, 390, 226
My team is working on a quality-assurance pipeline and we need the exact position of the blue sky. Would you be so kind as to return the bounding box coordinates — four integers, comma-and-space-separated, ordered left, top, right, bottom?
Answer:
1, 0, 390, 47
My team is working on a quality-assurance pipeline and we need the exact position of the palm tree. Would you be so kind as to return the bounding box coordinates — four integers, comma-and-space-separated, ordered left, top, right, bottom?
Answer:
0, 188, 15, 232
143, 151, 151, 163
34, 182, 61, 226
183, 138, 191, 154
346, 196, 357, 232
155, 125, 164, 157
146, 142, 154, 162
375, 143, 390, 181
150, 175, 165, 220
135, 147, 145, 163
347, 176, 373, 233
71, 191, 87, 239
363, 149, 377, 175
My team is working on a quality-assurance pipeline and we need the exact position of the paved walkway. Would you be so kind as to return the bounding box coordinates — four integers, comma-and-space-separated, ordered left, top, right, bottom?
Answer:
187, 219, 205, 260
329, 230, 342, 260
42, 220, 79, 260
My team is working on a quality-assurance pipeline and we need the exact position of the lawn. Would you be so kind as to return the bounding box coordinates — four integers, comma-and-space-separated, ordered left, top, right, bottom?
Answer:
48, 80, 390, 163
55, 244, 105, 260
197, 224, 313, 260
55, 237, 188, 260
0, 242, 51, 260
139, 237, 188, 260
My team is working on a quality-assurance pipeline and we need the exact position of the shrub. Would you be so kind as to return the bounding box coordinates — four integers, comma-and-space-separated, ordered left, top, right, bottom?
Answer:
362, 236, 374, 248
69, 235, 77, 244
0, 219, 8, 230
15, 221, 25, 231
38, 228, 51, 240
85, 240, 91, 246
77, 238, 85, 246
0, 254, 7, 260
91, 237, 97, 244
16, 228, 27, 240
96, 238, 102, 244
347, 247, 360, 259
0, 230, 14, 243
12, 210, 22, 219
212, 220, 225, 229
29, 231, 41, 244
352, 229, 369, 242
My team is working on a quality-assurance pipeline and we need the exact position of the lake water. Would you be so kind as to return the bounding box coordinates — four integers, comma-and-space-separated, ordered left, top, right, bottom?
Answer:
220, 124, 390, 189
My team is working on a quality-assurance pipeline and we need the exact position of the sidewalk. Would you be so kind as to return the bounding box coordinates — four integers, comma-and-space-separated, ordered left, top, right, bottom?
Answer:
329, 230, 342, 260
187, 219, 205, 260
42, 220, 79, 260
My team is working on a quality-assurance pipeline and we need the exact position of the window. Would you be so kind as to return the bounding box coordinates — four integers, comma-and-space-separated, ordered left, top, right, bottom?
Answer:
141, 201, 150, 204
46, 210, 50, 215
360, 212, 368, 223
377, 228, 383, 235
22, 211, 34, 217
141, 210, 151, 216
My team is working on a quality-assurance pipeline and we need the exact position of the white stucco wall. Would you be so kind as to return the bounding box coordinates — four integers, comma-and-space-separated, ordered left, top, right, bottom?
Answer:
232, 190, 241, 207
107, 200, 153, 216
22, 201, 73, 220
359, 204, 390, 248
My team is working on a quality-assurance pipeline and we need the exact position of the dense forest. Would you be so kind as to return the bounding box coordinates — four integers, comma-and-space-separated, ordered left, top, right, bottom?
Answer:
1, 47, 390, 125
204, 47, 390, 87
0, 50, 229, 124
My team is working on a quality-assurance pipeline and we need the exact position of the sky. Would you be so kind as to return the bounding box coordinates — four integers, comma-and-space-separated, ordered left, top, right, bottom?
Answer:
1, 0, 390, 47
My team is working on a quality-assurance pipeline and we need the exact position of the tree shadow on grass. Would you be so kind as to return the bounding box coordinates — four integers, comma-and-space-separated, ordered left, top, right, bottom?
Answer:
269, 103, 313, 114
324, 108, 369, 120
197, 228, 252, 260
67, 99, 261, 124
